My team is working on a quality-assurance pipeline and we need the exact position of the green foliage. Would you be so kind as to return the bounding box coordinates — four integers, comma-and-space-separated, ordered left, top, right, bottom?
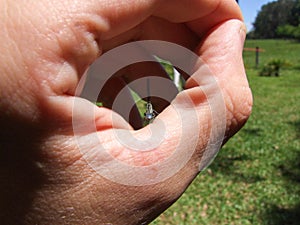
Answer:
155, 57, 185, 92
277, 24, 300, 40
252, 0, 299, 39
94, 101, 103, 107
152, 39, 300, 225
277, 24, 298, 38
259, 59, 290, 76
288, 0, 300, 26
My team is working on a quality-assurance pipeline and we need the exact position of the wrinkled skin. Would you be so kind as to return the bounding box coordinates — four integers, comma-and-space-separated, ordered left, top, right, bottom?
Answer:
0, 0, 252, 224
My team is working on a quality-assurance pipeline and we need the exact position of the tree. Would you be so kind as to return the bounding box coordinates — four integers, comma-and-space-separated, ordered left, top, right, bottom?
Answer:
277, 0, 300, 40
252, 0, 296, 39
288, 0, 300, 26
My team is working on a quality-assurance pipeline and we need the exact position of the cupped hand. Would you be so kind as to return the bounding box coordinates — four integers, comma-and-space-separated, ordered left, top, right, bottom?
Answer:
0, 0, 252, 224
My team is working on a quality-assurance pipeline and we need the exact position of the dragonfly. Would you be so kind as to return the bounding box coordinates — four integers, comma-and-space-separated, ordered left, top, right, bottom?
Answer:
143, 78, 158, 125
144, 101, 158, 124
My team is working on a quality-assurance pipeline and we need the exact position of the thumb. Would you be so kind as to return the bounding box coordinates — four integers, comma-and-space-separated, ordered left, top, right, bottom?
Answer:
188, 19, 253, 140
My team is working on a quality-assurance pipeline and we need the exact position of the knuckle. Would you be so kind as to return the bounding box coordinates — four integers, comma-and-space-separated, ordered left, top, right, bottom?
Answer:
225, 85, 253, 136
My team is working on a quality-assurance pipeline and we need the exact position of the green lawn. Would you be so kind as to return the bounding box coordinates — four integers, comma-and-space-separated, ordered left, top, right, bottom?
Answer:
152, 39, 300, 225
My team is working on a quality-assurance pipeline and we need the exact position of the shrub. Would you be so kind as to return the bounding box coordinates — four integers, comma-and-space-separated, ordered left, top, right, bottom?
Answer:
277, 25, 300, 40
259, 59, 290, 77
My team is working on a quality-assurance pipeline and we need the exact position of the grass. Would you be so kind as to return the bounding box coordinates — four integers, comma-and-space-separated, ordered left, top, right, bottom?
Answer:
243, 39, 300, 70
151, 39, 300, 225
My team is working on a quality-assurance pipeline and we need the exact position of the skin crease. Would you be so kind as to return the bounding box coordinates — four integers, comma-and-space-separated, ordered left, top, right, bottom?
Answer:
0, 0, 252, 225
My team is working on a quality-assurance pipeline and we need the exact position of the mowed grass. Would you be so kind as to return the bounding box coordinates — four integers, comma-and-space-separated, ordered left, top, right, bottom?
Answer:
151, 39, 300, 225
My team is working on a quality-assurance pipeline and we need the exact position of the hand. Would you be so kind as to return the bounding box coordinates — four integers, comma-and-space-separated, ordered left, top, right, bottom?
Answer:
0, 0, 252, 224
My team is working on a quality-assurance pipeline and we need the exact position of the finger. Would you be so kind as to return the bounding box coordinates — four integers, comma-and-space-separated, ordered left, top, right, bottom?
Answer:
186, 19, 252, 140
102, 16, 200, 52
12, 0, 241, 103
186, 0, 243, 37
101, 0, 242, 50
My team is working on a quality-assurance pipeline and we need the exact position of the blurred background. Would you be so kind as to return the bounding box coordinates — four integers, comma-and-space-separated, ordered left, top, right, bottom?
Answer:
152, 0, 300, 224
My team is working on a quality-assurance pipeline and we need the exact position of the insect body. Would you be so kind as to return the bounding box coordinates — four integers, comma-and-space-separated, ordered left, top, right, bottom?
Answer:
144, 102, 158, 123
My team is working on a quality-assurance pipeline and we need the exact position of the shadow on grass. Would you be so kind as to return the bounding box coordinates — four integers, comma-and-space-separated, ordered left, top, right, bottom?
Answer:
208, 127, 264, 184
279, 120, 300, 184
278, 164, 300, 183
263, 204, 300, 225
242, 127, 263, 136
288, 119, 300, 139
278, 149, 300, 184
280, 120, 300, 184
262, 150, 300, 225
209, 153, 264, 184
293, 65, 300, 70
